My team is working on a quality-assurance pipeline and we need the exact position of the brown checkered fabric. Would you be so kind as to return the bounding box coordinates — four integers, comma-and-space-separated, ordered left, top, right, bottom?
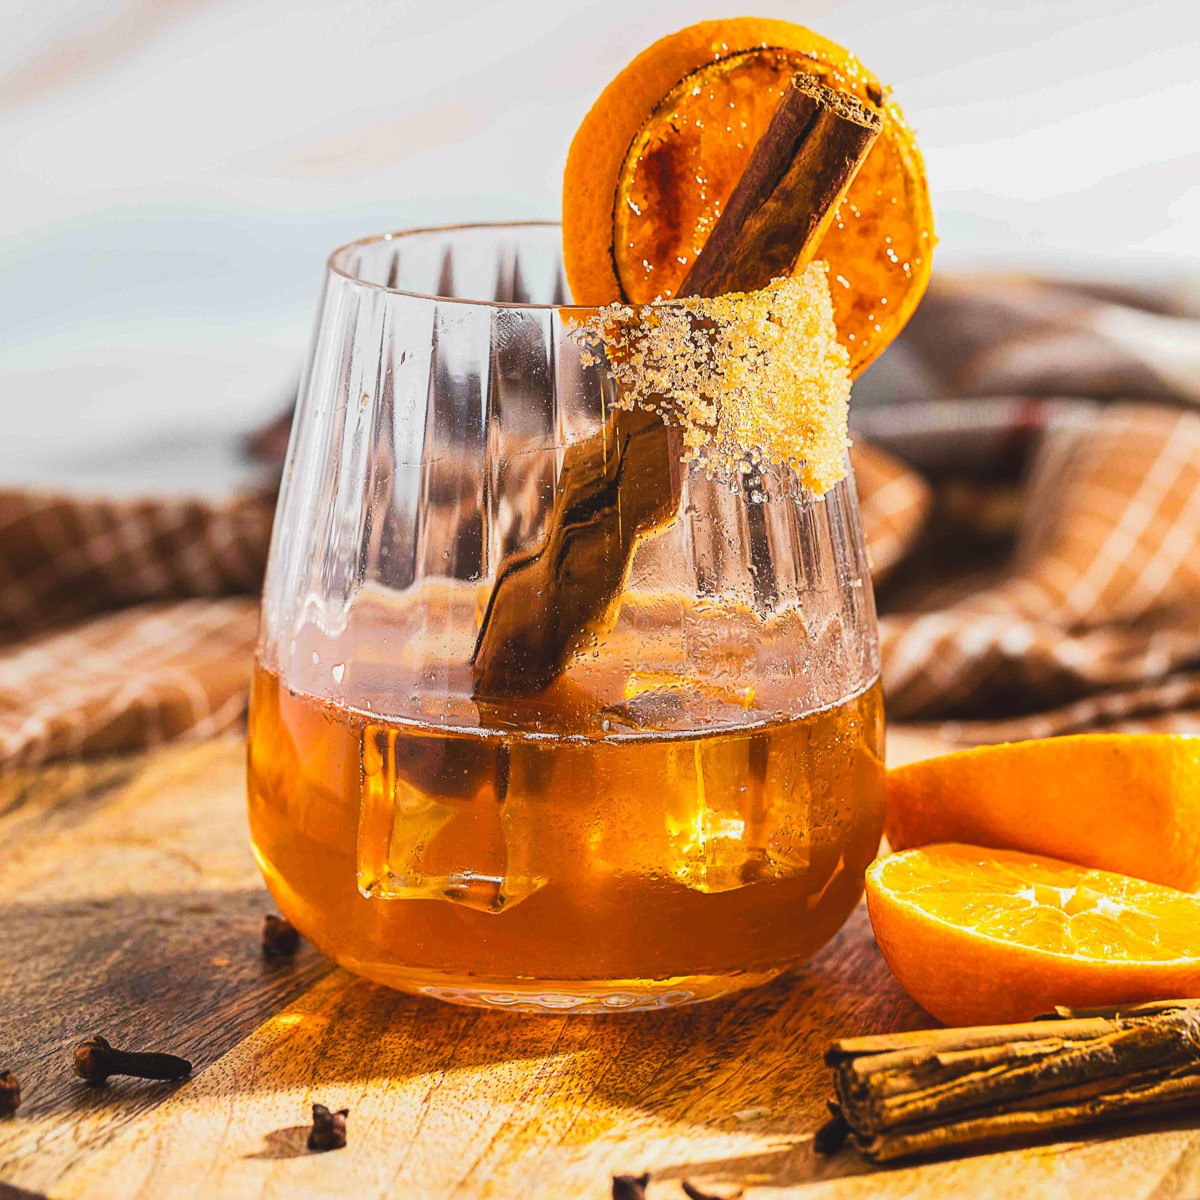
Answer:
868, 269, 1200, 742
877, 403, 1200, 741
850, 442, 933, 583
0, 599, 259, 771
1, 272, 1197, 772
0, 490, 272, 643
0, 492, 272, 772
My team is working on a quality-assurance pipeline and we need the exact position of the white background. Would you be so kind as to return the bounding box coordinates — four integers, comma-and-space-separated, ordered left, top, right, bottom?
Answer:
2, 0, 1198, 490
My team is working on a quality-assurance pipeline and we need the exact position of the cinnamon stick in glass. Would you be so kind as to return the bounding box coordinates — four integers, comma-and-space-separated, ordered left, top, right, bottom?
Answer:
472, 74, 881, 696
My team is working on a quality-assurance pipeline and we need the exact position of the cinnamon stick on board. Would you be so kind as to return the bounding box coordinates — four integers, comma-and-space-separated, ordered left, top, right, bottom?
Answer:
821, 998, 1200, 1163
471, 74, 881, 696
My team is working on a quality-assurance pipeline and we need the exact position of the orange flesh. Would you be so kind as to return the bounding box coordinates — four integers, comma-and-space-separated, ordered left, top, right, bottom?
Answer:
876, 846, 1200, 962
867, 843, 1200, 1024
612, 48, 932, 373
615, 51, 797, 299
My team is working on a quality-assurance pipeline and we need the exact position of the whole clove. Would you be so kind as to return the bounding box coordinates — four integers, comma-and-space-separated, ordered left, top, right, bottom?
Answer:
612, 1171, 650, 1200
307, 1103, 348, 1151
72, 1035, 192, 1085
262, 913, 301, 957
0, 1071, 20, 1115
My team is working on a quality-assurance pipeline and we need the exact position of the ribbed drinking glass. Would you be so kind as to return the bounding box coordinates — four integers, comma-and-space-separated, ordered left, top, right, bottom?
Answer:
248, 222, 884, 1012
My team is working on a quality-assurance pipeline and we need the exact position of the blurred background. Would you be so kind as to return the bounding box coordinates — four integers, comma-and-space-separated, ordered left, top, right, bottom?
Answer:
3, 0, 1198, 493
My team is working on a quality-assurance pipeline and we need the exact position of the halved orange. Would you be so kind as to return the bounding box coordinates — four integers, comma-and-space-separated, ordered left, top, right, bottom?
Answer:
562, 17, 934, 376
867, 844, 1200, 1026
886, 735, 1200, 892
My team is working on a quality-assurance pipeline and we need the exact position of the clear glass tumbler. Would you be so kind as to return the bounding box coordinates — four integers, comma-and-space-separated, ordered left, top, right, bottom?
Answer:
248, 222, 884, 1012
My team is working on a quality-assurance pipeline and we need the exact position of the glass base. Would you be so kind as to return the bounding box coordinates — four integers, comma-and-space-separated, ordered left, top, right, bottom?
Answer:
335, 957, 789, 1013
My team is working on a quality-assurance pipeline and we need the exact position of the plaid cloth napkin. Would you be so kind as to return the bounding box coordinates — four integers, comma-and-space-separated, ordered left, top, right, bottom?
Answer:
2, 272, 1198, 773
0, 492, 270, 771
865, 273, 1200, 743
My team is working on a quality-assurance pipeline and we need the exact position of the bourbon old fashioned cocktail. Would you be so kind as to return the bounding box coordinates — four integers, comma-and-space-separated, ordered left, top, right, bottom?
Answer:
248, 18, 932, 1010
249, 586, 884, 1005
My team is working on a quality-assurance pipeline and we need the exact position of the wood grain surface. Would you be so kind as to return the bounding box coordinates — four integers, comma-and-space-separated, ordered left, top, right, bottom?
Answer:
2, 729, 1198, 1200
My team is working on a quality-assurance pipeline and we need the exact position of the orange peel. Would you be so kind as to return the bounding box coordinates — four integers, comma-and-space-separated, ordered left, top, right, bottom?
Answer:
886, 734, 1200, 892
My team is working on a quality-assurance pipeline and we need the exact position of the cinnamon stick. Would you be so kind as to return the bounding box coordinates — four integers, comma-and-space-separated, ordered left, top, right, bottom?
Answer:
472, 75, 880, 696
682, 73, 881, 297
470, 406, 682, 690
821, 1000, 1200, 1163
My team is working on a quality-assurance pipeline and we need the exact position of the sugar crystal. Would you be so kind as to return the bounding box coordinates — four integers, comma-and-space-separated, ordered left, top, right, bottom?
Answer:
574, 263, 851, 494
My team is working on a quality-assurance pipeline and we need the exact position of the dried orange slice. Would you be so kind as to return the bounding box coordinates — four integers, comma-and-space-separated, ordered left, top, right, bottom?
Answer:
562, 17, 933, 376
866, 844, 1200, 1026
886, 735, 1200, 892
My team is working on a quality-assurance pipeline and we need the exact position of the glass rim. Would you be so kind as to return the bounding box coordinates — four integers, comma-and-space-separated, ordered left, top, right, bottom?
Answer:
326, 220, 598, 314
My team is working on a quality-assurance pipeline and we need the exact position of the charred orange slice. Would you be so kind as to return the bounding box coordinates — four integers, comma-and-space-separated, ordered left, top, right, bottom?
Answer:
562, 17, 933, 376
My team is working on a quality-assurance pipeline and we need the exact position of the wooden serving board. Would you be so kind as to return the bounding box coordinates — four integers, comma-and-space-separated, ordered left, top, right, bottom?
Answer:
2, 729, 1198, 1200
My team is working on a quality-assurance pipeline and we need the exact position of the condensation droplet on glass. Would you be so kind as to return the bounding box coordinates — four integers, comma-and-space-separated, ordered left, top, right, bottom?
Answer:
332, 663, 345, 685
311, 651, 320, 665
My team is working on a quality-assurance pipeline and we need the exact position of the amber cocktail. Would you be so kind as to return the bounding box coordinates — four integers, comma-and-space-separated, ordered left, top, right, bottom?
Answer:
249, 583, 884, 1008
248, 223, 885, 1011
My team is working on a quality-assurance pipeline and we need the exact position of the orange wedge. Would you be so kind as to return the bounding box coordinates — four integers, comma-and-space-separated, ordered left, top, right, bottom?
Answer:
866, 844, 1200, 1026
886, 735, 1200, 892
562, 17, 934, 376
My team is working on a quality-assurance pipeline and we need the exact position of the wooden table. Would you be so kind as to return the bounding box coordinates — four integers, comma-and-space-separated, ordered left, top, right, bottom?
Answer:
2, 729, 1198, 1200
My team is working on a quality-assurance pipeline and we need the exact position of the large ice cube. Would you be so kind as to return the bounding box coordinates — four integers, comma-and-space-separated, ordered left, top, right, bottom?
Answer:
669, 726, 782, 894
356, 724, 547, 912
